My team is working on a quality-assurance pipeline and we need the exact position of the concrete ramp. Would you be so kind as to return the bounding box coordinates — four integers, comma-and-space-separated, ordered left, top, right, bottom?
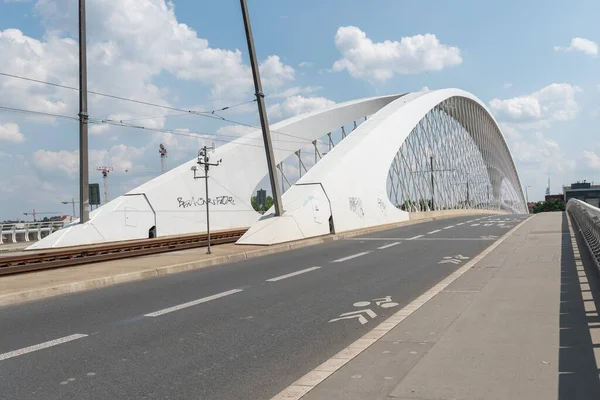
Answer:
237, 184, 331, 245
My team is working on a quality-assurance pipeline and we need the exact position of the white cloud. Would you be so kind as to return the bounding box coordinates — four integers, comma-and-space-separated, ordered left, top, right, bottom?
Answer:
268, 96, 336, 121
583, 151, 600, 169
331, 26, 462, 83
0, 123, 25, 143
298, 61, 313, 68
489, 83, 581, 124
32, 144, 146, 178
0, 0, 296, 133
554, 37, 598, 57
591, 107, 600, 117
273, 86, 322, 98
503, 83, 512, 89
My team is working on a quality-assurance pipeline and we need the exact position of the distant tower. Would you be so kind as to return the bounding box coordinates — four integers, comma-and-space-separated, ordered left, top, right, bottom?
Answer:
97, 166, 114, 204
159, 144, 168, 174
545, 176, 550, 196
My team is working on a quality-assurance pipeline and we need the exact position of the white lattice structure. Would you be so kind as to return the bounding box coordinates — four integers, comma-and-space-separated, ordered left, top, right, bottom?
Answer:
29, 89, 526, 249
239, 89, 526, 245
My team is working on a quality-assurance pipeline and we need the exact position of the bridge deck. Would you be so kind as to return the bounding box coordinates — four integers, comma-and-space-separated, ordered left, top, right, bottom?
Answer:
300, 212, 600, 400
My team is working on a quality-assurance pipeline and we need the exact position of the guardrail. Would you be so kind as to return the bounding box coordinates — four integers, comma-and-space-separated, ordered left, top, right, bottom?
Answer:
567, 199, 600, 270
0, 221, 65, 245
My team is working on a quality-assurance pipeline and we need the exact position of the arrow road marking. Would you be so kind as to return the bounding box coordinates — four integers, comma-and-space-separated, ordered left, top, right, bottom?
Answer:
329, 309, 377, 325
438, 259, 461, 264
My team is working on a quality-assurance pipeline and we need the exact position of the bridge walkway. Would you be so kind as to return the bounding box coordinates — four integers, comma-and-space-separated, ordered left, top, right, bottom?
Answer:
297, 212, 600, 400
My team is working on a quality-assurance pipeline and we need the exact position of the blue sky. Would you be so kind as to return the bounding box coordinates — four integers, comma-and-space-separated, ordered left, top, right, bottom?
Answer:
0, 0, 599, 220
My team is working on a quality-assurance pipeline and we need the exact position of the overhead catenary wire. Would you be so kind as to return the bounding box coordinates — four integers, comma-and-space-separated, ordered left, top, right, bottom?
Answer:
0, 71, 313, 143
92, 118, 316, 150
0, 102, 327, 149
0, 71, 255, 116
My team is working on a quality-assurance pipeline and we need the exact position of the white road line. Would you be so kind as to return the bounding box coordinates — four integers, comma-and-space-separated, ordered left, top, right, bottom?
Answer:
427, 229, 441, 234
377, 242, 401, 250
144, 289, 243, 317
266, 267, 321, 282
456, 223, 464, 226
407, 235, 423, 240
443, 225, 454, 229
466, 220, 474, 223
0, 334, 88, 362
471, 224, 480, 227
270, 215, 534, 400
332, 252, 371, 263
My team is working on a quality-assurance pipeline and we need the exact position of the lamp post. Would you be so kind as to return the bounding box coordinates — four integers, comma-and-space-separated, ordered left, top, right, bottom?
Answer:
192, 145, 222, 254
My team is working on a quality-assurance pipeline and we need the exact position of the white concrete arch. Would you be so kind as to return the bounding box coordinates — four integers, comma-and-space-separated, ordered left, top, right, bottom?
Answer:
238, 88, 526, 245
29, 94, 402, 249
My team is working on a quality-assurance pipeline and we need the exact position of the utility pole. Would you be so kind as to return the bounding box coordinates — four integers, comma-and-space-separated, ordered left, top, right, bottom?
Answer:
466, 179, 470, 207
78, 0, 90, 224
239, 0, 283, 216
192, 146, 222, 254
430, 156, 434, 211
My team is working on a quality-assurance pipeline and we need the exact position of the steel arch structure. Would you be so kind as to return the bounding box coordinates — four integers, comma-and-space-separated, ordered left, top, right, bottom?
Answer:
30, 88, 525, 250
239, 89, 526, 244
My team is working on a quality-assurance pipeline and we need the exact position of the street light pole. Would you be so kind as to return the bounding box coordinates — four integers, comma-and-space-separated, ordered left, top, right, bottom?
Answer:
239, 0, 284, 216
78, 0, 90, 224
525, 185, 531, 205
192, 146, 222, 254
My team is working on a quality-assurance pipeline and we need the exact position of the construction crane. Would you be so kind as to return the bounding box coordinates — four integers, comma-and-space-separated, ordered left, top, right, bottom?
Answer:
61, 198, 79, 218
159, 144, 167, 174
23, 209, 60, 222
96, 166, 114, 204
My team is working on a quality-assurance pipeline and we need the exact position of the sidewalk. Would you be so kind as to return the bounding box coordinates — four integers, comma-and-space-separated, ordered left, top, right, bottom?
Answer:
297, 212, 600, 400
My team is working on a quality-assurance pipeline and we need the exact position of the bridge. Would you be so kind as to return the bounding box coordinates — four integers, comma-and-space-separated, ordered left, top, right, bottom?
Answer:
1, 89, 599, 400
28, 88, 526, 249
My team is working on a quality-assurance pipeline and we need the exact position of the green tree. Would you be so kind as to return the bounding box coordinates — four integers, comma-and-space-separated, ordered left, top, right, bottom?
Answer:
264, 196, 274, 211
251, 196, 259, 212
532, 198, 565, 213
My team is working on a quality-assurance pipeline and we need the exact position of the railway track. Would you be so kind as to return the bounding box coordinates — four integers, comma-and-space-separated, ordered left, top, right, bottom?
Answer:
0, 229, 248, 276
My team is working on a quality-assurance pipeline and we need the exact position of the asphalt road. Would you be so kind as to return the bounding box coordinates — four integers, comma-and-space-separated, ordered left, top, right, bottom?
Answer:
0, 214, 529, 400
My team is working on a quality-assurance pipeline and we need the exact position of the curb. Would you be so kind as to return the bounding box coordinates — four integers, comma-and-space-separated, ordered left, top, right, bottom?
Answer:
270, 213, 534, 400
0, 210, 506, 307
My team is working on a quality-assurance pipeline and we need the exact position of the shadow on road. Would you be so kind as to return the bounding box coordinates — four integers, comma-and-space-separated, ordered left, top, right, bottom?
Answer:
558, 212, 600, 399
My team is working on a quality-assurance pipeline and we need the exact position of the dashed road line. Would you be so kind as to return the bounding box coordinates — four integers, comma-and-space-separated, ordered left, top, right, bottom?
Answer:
377, 242, 401, 250
471, 224, 480, 227
144, 289, 243, 317
270, 215, 534, 400
427, 229, 441, 234
0, 334, 88, 362
456, 223, 464, 226
407, 235, 424, 240
443, 225, 454, 229
332, 252, 371, 263
266, 267, 321, 282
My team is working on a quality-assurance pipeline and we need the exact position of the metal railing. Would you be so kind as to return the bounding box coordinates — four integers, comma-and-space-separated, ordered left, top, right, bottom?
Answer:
0, 221, 65, 245
567, 199, 600, 270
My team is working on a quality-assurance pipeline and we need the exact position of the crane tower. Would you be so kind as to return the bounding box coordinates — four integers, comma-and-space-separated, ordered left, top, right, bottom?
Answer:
159, 144, 167, 174
96, 166, 114, 204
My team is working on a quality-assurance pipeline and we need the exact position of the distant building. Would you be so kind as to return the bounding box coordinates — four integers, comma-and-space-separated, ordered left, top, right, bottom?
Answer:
527, 202, 536, 214
564, 181, 600, 207
256, 189, 267, 208
544, 194, 564, 202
